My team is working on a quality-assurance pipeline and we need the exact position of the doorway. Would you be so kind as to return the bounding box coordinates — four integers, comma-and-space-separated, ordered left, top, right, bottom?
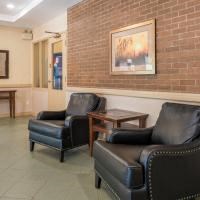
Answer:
48, 33, 67, 110
32, 32, 67, 112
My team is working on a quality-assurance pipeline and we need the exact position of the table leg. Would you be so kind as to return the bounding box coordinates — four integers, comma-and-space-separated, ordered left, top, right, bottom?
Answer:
89, 117, 94, 156
139, 117, 146, 128
9, 92, 12, 118
12, 92, 15, 118
113, 121, 121, 128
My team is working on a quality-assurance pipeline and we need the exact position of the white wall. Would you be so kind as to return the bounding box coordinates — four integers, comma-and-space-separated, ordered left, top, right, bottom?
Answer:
104, 94, 199, 127
0, 26, 31, 85
104, 94, 163, 126
32, 89, 48, 115
0, 88, 32, 117
67, 90, 200, 127
0, 26, 32, 117
33, 13, 67, 41
0, 13, 68, 117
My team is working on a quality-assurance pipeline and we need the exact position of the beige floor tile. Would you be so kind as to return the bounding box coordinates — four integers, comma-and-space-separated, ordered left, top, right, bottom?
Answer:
0, 117, 113, 200
65, 188, 98, 200
4, 179, 45, 199
0, 169, 27, 196
0, 197, 30, 200
32, 180, 76, 200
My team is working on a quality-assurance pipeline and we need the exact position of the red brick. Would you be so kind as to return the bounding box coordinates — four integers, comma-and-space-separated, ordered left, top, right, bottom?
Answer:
67, 0, 200, 94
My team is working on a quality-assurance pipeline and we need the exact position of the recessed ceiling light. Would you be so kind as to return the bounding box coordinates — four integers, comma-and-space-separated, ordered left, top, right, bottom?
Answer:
0, 0, 43, 22
6, 3, 15, 9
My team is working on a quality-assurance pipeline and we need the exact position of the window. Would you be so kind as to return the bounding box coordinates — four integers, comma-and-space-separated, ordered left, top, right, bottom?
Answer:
33, 40, 48, 88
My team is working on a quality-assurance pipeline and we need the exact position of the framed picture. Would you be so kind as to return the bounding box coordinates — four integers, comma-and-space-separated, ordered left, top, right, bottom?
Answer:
110, 19, 156, 75
0, 50, 9, 79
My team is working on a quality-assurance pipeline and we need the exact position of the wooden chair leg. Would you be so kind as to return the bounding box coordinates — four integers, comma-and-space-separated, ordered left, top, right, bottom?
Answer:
60, 150, 65, 163
9, 93, 12, 118
95, 173, 102, 189
30, 141, 35, 152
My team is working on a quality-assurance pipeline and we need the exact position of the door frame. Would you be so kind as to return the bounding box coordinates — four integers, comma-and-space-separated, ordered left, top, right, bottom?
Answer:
48, 32, 67, 110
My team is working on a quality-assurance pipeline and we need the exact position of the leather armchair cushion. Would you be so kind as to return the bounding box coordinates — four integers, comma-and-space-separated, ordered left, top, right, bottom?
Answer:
37, 110, 66, 120
28, 119, 70, 140
64, 115, 88, 127
93, 140, 146, 189
152, 102, 200, 145
107, 127, 153, 145
66, 93, 100, 116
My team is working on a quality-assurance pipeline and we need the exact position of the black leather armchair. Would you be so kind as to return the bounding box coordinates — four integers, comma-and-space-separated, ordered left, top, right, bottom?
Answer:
28, 93, 106, 162
94, 102, 200, 200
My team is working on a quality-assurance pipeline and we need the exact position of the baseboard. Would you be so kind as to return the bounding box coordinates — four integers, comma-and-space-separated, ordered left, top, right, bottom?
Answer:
31, 112, 37, 117
0, 112, 33, 118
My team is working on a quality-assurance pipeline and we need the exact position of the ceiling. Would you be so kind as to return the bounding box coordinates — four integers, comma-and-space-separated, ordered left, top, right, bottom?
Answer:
0, 0, 82, 28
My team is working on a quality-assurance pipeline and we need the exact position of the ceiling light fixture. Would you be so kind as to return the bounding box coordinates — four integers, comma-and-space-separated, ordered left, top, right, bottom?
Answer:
6, 3, 15, 9
45, 31, 61, 38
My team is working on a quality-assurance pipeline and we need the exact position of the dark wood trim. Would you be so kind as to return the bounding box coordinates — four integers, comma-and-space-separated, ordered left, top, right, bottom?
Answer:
0, 50, 9, 79
0, 90, 16, 118
92, 122, 137, 135
88, 109, 148, 123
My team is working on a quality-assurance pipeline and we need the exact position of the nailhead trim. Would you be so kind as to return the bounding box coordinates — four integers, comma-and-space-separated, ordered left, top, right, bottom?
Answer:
104, 181, 121, 200
148, 147, 200, 200
97, 173, 120, 200
178, 193, 200, 200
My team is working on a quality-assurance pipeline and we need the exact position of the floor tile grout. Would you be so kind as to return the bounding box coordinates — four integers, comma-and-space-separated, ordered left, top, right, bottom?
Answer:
0, 117, 114, 200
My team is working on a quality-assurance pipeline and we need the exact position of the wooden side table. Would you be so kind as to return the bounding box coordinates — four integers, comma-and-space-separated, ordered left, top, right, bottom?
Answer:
88, 109, 148, 156
0, 90, 16, 118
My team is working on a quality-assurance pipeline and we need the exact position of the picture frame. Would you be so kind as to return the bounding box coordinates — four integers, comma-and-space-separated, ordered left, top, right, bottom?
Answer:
0, 50, 9, 79
110, 19, 156, 75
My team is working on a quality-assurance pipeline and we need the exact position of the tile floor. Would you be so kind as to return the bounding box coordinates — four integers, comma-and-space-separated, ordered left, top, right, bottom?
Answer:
0, 117, 116, 200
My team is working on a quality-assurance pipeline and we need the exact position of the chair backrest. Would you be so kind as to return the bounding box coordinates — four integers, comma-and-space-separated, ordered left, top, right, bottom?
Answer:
151, 102, 200, 145
66, 93, 100, 116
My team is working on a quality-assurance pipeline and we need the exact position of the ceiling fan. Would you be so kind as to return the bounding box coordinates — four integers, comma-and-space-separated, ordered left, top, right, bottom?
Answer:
45, 31, 61, 38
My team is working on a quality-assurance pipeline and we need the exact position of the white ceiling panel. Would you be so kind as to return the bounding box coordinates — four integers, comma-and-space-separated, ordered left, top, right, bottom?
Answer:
0, 0, 33, 15
0, 0, 82, 28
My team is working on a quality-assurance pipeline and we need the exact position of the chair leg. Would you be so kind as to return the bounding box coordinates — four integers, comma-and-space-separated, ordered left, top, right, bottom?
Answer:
60, 150, 65, 163
95, 173, 102, 189
30, 141, 35, 152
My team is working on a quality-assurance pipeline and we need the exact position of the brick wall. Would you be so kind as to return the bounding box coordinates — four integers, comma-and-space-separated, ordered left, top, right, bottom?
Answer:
68, 0, 200, 93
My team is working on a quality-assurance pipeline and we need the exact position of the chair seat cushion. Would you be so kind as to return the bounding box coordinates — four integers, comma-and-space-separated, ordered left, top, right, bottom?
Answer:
28, 119, 70, 140
93, 140, 146, 189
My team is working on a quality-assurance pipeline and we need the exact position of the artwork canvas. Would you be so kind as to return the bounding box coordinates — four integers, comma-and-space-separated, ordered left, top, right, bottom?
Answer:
0, 50, 9, 79
110, 20, 156, 75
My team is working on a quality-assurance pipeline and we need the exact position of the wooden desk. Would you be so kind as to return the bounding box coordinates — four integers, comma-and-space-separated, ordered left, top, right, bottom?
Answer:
88, 109, 148, 156
0, 90, 16, 118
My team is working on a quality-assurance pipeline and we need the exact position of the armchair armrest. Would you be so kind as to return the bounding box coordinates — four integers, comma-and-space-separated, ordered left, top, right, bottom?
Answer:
64, 115, 88, 127
37, 110, 66, 120
106, 127, 153, 145
139, 141, 200, 200
65, 115, 89, 147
